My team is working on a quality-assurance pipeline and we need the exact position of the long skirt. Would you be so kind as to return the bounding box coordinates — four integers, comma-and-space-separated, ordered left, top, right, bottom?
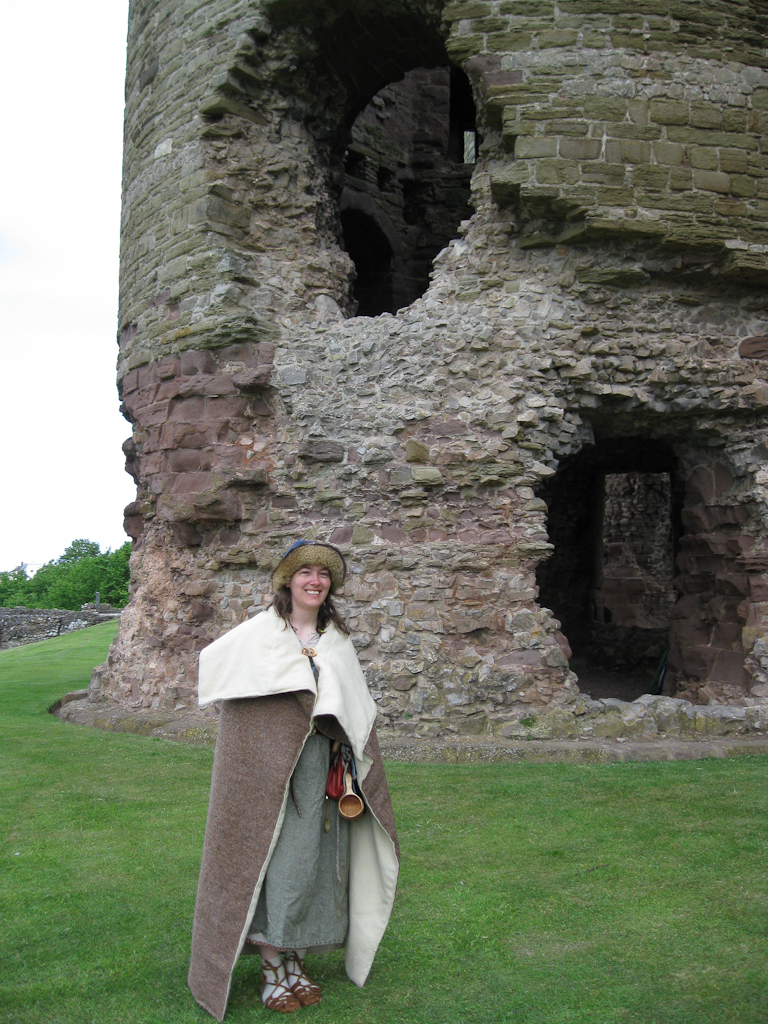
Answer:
247, 732, 350, 950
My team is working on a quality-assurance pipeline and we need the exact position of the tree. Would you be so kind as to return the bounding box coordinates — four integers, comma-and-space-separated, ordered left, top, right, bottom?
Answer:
57, 539, 102, 565
0, 540, 132, 610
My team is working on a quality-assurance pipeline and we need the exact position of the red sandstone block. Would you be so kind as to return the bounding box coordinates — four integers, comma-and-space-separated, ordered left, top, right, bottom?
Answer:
204, 396, 247, 419
156, 356, 181, 379
672, 618, 712, 647
712, 621, 742, 647
711, 651, 748, 686
189, 600, 215, 623
137, 363, 157, 389
142, 452, 164, 475
167, 449, 202, 473
211, 447, 247, 472
155, 378, 183, 400
121, 369, 139, 394
169, 425, 214, 449
123, 380, 161, 410
170, 471, 212, 494
681, 644, 719, 678
180, 350, 218, 375
258, 343, 276, 363
143, 401, 171, 426
169, 396, 205, 421
209, 373, 240, 396
184, 580, 215, 597
714, 573, 750, 596
184, 373, 240, 398
150, 473, 172, 494
702, 596, 742, 626
714, 463, 735, 496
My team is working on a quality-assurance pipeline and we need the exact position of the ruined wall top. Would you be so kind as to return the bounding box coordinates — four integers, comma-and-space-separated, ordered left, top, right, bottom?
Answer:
119, 0, 768, 375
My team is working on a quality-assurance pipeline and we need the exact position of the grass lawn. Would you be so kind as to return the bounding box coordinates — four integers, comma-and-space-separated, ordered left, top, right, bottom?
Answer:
1, 624, 767, 1024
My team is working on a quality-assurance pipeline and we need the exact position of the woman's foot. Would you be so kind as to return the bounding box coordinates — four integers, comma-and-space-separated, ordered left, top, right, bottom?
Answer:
284, 951, 322, 1006
260, 957, 301, 1013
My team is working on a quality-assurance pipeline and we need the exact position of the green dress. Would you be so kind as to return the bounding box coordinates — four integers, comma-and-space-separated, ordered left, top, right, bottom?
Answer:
247, 731, 350, 950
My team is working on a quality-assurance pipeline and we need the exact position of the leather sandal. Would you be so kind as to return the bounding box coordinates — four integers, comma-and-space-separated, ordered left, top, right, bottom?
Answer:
260, 960, 301, 1013
284, 952, 322, 1006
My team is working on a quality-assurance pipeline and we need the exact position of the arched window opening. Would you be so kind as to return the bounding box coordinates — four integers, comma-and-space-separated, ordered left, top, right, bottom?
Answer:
340, 65, 476, 317
536, 438, 682, 702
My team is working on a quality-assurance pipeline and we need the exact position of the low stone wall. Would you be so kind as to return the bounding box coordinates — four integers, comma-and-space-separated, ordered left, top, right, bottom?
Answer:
0, 607, 122, 651
57, 690, 768, 763
490, 693, 768, 743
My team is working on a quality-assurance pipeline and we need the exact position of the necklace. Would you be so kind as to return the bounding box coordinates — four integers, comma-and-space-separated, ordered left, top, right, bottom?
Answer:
290, 622, 320, 646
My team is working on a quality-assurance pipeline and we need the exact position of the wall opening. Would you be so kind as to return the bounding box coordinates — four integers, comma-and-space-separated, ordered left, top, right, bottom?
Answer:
536, 438, 683, 702
338, 209, 393, 317
340, 65, 476, 316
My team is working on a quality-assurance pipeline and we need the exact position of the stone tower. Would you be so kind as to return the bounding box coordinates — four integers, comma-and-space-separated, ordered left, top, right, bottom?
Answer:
98, 0, 768, 736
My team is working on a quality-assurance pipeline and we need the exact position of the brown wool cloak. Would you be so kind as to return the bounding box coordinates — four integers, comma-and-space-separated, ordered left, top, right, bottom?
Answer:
188, 691, 399, 1022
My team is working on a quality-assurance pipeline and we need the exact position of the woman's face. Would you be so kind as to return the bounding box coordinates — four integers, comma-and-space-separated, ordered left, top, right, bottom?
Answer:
289, 563, 331, 616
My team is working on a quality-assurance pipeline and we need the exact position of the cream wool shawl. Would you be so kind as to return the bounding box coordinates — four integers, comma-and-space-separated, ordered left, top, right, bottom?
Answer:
197, 606, 376, 766
189, 607, 399, 1022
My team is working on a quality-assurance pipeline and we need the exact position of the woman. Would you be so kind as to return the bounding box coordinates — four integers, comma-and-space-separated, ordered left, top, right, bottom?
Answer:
188, 541, 399, 1020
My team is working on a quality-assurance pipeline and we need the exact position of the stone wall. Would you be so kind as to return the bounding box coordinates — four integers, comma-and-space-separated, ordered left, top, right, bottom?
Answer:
600, 472, 675, 629
0, 607, 122, 651
98, 0, 768, 731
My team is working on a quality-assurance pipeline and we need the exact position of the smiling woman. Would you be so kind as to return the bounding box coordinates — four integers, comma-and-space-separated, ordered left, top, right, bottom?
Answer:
188, 540, 399, 1022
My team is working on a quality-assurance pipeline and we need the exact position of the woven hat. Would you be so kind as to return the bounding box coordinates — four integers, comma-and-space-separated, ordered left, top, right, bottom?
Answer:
272, 540, 347, 593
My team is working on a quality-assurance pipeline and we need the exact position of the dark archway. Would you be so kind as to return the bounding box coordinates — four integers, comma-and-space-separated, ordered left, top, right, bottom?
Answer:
536, 437, 683, 701
340, 64, 476, 315
263, 1, 479, 317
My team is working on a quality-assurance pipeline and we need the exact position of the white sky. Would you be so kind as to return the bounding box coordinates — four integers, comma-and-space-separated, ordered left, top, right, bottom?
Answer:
0, 1, 135, 573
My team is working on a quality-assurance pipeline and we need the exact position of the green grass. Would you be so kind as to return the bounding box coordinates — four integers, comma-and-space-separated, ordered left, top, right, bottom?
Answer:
1, 626, 767, 1024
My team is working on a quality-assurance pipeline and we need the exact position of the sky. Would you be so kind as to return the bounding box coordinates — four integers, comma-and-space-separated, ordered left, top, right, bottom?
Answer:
0, 1, 135, 573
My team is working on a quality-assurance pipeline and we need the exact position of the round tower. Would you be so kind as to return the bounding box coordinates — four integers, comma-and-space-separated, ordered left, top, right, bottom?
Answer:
96, 0, 768, 732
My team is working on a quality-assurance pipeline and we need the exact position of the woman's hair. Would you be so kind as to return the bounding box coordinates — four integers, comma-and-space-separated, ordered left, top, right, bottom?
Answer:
269, 585, 350, 636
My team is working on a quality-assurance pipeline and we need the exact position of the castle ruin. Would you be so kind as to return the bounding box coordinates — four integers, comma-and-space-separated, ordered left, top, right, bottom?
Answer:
96, 0, 768, 738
